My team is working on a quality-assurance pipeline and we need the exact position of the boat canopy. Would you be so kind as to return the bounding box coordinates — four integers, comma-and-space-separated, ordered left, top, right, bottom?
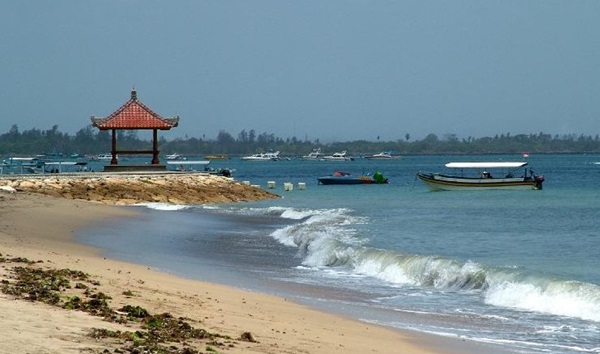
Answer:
445, 162, 528, 169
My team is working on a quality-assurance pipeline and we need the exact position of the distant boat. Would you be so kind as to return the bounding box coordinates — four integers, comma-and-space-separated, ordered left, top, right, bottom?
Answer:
166, 160, 210, 169
417, 162, 544, 191
165, 153, 184, 160
43, 161, 89, 173
322, 150, 354, 161
241, 151, 280, 161
318, 171, 388, 185
204, 154, 230, 160
302, 148, 324, 160
2, 157, 39, 164
166, 160, 232, 177
364, 151, 399, 160
1, 157, 41, 174
93, 154, 117, 161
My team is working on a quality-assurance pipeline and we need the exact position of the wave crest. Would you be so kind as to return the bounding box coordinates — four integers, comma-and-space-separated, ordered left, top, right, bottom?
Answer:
266, 206, 600, 322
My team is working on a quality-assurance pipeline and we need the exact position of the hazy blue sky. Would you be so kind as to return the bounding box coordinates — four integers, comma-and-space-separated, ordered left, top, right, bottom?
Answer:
1, 1, 599, 142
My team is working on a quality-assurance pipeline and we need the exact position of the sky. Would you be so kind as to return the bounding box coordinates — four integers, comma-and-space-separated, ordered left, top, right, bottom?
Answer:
1, 1, 599, 142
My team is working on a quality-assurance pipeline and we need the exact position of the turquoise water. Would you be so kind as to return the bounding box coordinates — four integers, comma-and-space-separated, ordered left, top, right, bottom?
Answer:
82, 154, 600, 353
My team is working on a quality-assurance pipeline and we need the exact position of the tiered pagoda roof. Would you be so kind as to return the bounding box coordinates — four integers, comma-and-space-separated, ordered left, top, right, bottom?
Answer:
91, 89, 179, 130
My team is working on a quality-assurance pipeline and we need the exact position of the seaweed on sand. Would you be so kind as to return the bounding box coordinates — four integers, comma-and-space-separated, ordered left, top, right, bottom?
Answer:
0, 256, 253, 353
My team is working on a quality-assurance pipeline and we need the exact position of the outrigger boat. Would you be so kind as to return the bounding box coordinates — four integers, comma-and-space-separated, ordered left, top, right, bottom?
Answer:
417, 162, 544, 191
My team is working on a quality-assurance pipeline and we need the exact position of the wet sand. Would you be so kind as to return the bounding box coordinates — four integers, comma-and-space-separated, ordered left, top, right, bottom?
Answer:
0, 183, 491, 353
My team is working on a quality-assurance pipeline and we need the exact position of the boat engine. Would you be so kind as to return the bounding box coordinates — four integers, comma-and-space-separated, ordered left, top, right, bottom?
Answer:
534, 175, 544, 190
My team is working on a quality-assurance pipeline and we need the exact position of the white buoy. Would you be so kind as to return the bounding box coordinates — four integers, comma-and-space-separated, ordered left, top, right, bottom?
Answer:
297, 182, 306, 190
267, 181, 276, 189
284, 182, 293, 191
251, 184, 261, 188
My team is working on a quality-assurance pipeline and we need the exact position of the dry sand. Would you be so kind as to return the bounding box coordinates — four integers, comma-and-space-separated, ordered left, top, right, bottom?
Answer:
0, 187, 486, 354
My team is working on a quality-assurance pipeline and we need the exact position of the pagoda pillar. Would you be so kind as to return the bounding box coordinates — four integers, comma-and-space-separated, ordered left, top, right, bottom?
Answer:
111, 129, 118, 165
152, 129, 159, 164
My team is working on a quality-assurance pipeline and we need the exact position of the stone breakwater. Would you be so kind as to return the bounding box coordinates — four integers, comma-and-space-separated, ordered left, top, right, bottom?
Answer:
0, 173, 279, 205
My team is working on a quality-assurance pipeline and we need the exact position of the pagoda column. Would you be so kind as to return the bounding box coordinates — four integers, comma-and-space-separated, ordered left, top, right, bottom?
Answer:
152, 129, 159, 164
111, 129, 118, 165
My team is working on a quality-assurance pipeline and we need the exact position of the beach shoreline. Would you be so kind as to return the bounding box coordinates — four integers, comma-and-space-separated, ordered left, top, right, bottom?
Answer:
1, 189, 494, 353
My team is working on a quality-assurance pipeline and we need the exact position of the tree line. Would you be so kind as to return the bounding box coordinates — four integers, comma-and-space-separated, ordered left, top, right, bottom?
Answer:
1, 124, 600, 157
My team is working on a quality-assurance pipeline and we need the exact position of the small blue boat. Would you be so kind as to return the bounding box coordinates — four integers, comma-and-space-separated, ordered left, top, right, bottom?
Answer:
317, 171, 388, 185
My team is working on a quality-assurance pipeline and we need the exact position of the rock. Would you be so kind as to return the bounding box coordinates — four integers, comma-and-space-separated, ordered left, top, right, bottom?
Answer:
0, 173, 279, 205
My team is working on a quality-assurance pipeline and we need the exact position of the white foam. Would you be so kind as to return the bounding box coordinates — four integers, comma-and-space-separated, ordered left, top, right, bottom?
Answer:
279, 208, 319, 220
135, 202, 189, 211
354, 255, 415, 285
484, 280, 600, 322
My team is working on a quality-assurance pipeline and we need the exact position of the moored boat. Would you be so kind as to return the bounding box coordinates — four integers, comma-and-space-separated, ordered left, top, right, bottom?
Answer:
318, 171, 388, 185
302, 148, 324, 160
322, 150, 354, 161
92, 153, 117, 161
364, 151, 399, 159
204, 154, 230, 160
241, 151, 280, 161
0, 157, 41, 174
417, 162, 544, 191
166, 160, 232, 177
165, 153, 184, 160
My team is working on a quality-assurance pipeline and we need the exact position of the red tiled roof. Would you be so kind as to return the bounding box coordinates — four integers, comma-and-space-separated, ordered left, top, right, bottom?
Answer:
91, 90, 179, 130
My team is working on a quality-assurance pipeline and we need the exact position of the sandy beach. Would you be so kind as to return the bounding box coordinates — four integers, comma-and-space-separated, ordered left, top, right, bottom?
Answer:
0, 182, 485, 354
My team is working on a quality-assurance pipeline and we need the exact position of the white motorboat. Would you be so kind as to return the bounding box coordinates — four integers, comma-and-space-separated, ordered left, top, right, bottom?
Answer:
322, 150, 353, 161
241, 151, 280, 161
302, 148, 324, 160
364, 151, 399, 159
165, 153, 183, 160
93, 153, 117, 161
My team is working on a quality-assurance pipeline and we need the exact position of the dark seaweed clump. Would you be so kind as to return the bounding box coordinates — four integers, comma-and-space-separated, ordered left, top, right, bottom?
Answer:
0, 255, 254, 353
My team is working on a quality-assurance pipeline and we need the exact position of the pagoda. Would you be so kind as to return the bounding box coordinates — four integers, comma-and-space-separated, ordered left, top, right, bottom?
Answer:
91, 89, 179, 169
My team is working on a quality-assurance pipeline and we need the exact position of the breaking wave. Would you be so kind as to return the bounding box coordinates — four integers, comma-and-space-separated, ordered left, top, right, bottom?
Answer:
265, 206, 600, 323
136, 202, 190, 211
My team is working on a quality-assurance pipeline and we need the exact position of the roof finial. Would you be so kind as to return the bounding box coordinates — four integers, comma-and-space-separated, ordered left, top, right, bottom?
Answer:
131, 87, 137, 101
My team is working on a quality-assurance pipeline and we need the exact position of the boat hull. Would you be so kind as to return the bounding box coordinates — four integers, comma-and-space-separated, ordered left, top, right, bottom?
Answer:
318, 177, 385, 185
240, 157, 275, 161
322, 157, 353, 161
318, 171, 388, 185
417, 172, 543, 191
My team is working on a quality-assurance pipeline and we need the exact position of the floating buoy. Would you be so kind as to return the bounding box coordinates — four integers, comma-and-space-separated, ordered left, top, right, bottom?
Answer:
267, 181, 276, 189
283, 182, 293, 191
297, 182, 306, 190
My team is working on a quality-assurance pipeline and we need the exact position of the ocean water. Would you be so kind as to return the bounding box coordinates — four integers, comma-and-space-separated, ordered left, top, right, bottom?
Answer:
81, 154, 600, 353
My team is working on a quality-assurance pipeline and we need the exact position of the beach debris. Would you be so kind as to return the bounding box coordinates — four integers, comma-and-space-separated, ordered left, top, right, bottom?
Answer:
239, 331, 257, 342
0, 256, 251, 354
0, 185, 16, 193
119, 304, 150, 319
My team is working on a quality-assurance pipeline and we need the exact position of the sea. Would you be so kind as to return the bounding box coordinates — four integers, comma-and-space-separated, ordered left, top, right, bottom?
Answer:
80, 154, 600, 354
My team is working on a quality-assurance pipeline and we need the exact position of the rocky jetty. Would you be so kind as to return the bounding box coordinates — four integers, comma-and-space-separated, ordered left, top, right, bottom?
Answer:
0, 172, 279, 205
